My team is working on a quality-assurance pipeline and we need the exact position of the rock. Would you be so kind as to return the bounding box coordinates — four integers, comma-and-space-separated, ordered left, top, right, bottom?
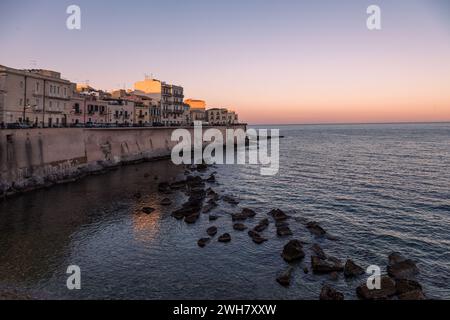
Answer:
311, 244, 327, 259
387, 253, 419, 280
356, 276, 396, 300
218, 233, 231, 243
209, 215, 219, 221
269, 209, 289, 222
329, 271, 339, 281
254, 218, 270, 232
281, 240, 305, 262
206, 174, 216, 183
275, 221, 289, 228
133, 192, 142, 199
202, 202, 217, 214
197, 238, 210, 248
207, 226, 218, 237
252, 235, 268, 244
344, 260, 365, 278
311, 256, 344, 274
303, 267, 309, 274
171, 211, 185, 220
232, 213, 248, 222
398, 290, 426, 300
277, 226, 293, 237
185, 213, 200, 224
306, 221, 326, 237
223, 195, 239, 205
276, 268, 293, 287
248, 230, 267, 244
320, 286, 344, 301
241, 208, 257, 218
170, 180, 187, 190
233, 223, 247, 231
144, 173, 150, 178
160, 198, 172, 206
395, 279, 423, 295
196, 163, 208, 171
142, 207, 155, 214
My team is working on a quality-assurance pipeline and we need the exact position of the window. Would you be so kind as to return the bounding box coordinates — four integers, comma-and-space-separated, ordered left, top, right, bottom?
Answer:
36, 82, 40, 92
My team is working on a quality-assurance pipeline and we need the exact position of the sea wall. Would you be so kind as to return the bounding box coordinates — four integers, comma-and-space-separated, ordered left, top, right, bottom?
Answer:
0, 125, 246, 198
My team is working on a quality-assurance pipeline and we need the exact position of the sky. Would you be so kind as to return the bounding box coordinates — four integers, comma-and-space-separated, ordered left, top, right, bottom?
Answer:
0, 0, 449, 124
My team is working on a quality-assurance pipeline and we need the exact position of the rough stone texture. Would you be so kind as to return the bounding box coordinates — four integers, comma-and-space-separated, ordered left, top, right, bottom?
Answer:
311, 256, 344, 274
320, 285, 344, 300
276, 268, 293, 287
356, 276, 397, 300
387, 252, 419, 280
344, 259, 365, 278
281, 240, 305, 262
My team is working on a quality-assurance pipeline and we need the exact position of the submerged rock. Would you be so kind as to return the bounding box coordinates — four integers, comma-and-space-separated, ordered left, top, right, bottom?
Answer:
269, 209, 289, 222
209, 215, 219, 221
207, 226, 218, 237
233, 223, 247, 231
206, 174, 216, 183
202, 202, 218, 214
387, 252, 419, 280
197, 238, 210, 248
320, 286, 344, 301
248, 230, 267, 244
311, 256, 344, 274
241, 208, 257, 218
356, 276, 396, 300
277, 225, 293, 237
276, 268, 293, 287
398, 290, 426, 300
395, 279, 423, 296
306, 221, 326, 237
185, 213, 200, 224
281, 240, 305, 262
311, 244, 327, 260
218, 233, 231, 243
223, 195, 239, 205
344, 259, 365, 278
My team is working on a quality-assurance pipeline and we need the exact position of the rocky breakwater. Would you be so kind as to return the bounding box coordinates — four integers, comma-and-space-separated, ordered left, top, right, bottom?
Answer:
137, 163, 426, 300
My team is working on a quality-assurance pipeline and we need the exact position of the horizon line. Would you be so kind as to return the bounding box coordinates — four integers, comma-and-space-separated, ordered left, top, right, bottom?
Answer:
247, 121, 450, 126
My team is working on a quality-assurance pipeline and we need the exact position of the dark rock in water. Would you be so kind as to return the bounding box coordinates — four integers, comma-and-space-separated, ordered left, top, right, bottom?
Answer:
209, 215, 219, 221
311, 256, 343, 273
311, 244, 327, 260
185, 213, 200, 224
275, 221, 289, 228
160, 198, 172, 206
356, 276, 397, 300
170, 180, 187, 190
203, 202, 218, 214
387, 252, 419, 280
218, 233, 231, 243
269, 209, 289, 222
276, 268, 293, 287
133, 192, 142, 199
242, 208, 257, 218
206, 174, 216, 183
395, 279, 423, 295
344, 259, 365, 278
306, 221, 326, 237
171, 211, 185, 220
142, 207, 155, 214
232, 213, 248, 222
277, 226, 293, 237
248, 230, 267, 244
207, 226, 218, 237
320, 286, 344, 301
233, 223, 247, 231
329, 271, 339, 281
223, 195, 239, 205
197, 238, 210, 248
303, 267, 309, 274
252, 235, 268, 244
254, 218, 270, 232
398, 290, 426, 300
281, 240, 305, 262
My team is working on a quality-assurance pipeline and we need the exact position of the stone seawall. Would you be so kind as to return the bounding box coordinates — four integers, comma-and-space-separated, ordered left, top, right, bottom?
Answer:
0, 125, 246, 198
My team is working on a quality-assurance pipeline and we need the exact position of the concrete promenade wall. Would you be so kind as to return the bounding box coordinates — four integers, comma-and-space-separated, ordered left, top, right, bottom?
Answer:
0, 125, 246, 197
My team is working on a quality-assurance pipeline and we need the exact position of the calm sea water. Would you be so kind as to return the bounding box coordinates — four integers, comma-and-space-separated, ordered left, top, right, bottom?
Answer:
1, 123, 449, 300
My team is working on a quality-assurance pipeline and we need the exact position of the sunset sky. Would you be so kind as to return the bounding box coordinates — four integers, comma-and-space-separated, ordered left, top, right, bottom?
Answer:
0, 0, 449, 124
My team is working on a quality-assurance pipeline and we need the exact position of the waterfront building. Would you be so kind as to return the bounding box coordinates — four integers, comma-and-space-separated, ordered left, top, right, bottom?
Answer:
105, 99, 135, 125
134, 78, 184, 126
206, 108, 228, 125
0, 65, 76, 127
185, 99, 206, 125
